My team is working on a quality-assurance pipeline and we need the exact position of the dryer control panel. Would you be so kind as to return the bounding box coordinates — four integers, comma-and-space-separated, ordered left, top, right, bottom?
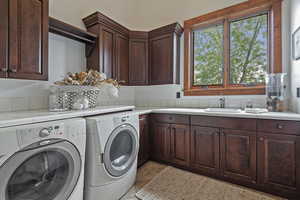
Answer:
17, 123, 64, 148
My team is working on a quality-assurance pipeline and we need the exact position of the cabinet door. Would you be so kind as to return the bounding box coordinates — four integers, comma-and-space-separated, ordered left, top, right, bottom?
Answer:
190, 126, 220, 175
9, 0, 48, 80
149, 34, 173, 85
129, 39, 148, 85
258, 133, 300, 194
170, 124, 190, 167
221, 129, 257, 184
0, 0, 8, 78
138, 115, 150, 167
150, 122, 171, 162
115, 34, 129, 85
100, 26, 115, 79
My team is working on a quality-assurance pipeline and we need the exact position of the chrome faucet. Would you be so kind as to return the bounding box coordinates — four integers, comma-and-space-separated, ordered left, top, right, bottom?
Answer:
219, 97, 225, 108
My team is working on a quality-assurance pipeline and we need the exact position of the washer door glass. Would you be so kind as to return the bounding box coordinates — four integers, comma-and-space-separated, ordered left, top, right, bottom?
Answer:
1, 141, 81, 200
104, 124, 138, 177
7, 151, 68, 200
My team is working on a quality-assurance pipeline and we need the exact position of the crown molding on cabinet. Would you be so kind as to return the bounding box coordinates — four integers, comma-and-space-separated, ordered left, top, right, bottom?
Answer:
82, 12, 130, 37
149, 23, 183, 38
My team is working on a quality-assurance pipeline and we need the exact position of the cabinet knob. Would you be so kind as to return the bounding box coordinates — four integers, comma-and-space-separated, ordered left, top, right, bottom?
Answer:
259, 137, 264, 141
277, 124, 284, 129
1, 68, 8, 72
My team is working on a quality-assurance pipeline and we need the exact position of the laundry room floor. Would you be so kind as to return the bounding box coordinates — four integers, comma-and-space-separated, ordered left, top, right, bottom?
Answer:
122, 161, 284, 200
121, 161, 167, 200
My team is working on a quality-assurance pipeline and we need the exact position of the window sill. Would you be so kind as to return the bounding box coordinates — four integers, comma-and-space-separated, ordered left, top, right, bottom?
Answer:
184, 86, 265, 96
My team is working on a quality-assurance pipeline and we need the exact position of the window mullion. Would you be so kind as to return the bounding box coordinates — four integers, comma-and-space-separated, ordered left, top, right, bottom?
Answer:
223, 18, 230, 89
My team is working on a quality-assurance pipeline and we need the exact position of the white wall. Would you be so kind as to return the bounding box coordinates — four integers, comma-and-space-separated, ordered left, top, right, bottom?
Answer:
0, 0, 137, 112
49, 0, 137, 30
0, 33, 86, 112
0, 0, 293, 112
134, 0, 291, 109
289, 0, 300, 112
132, 0, 246, 31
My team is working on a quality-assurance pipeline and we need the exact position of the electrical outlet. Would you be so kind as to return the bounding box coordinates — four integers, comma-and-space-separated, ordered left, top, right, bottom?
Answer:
176, 92, 181, 99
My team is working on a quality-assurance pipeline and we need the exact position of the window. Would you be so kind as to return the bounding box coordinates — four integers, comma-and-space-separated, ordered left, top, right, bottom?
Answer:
184, 0, 282, 96
193, 24, 224, 86
230, 14, 268, 86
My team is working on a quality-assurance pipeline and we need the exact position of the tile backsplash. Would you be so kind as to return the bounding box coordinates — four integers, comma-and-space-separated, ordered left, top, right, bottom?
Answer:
134, 85, 267, 109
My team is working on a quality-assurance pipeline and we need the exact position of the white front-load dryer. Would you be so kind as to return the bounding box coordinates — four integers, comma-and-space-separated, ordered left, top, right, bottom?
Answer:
85, 112, 139, 200
0, 118, 86, 200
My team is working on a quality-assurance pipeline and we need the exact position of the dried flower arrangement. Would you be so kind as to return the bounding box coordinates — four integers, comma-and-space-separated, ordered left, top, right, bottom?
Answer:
54, 69, 121, 88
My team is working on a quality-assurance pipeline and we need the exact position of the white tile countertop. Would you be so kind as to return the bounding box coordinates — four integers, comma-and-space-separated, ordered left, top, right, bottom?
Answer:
134, 107, 300, 121
2, 106, 300, 128
0, 105, 135, 128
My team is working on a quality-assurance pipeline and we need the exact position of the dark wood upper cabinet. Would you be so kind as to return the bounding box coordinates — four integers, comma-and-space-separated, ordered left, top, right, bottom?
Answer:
221, 129, 257, 184
257, 133, 300, 196
9, 0, 48, 80
190, 126, 220, 176
129, 31, 149, 85
83, 12, 129, 80
138, 115, 150, 167
115, 34, 129, 84
83, 12, 182, 86
170, 124, 190, 167
100, 26, 115, 78
0, 0, 8, 78
149, 23, 183, 85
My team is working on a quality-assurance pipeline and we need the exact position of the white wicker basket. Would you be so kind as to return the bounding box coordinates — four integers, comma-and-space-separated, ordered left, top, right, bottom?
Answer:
57, 86, 100, 109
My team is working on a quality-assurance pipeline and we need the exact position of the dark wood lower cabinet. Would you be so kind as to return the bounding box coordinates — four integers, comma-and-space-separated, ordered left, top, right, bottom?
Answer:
138, 115, 150, 167
150, 120, 189, 166
148, 114, 300, 199
257, 133, 300, 197
221, 129, 257, 184
150, 122, 171, 162
190, 126, 220, 175
170, 124, 190, 167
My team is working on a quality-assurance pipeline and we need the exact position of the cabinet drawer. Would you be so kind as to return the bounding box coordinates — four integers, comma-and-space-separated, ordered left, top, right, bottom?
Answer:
151, 114, 189, 124
191, 116, 256, 131
257, 120, 300, 135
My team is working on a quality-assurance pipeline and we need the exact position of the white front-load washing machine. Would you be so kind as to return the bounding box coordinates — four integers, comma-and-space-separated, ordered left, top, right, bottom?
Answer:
0, 118, 86, 200
85, 112, 139, 200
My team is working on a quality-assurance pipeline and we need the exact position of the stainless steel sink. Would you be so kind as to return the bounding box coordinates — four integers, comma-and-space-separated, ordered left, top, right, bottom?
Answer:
204, 108, 242, 113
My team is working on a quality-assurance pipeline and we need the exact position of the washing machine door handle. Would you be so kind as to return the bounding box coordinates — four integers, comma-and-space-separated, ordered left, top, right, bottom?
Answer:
21, 139, 64, 152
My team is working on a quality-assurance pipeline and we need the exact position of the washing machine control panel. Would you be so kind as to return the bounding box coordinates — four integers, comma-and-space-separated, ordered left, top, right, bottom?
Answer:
17, 123, 64, 148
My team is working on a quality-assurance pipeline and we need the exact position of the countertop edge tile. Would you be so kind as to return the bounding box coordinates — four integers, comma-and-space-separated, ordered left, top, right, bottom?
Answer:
134, 107, 300, 121
0, 105, 135, 128
2, 106, 300, 128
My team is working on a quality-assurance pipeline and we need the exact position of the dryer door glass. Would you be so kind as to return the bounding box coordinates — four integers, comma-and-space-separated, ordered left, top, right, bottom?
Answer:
2, 141, 81, 200
104, 124, 138, 177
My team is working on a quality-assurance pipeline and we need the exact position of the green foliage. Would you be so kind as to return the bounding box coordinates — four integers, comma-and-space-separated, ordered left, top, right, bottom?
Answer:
193, 14, 268, 86
193, 25, 224, 85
